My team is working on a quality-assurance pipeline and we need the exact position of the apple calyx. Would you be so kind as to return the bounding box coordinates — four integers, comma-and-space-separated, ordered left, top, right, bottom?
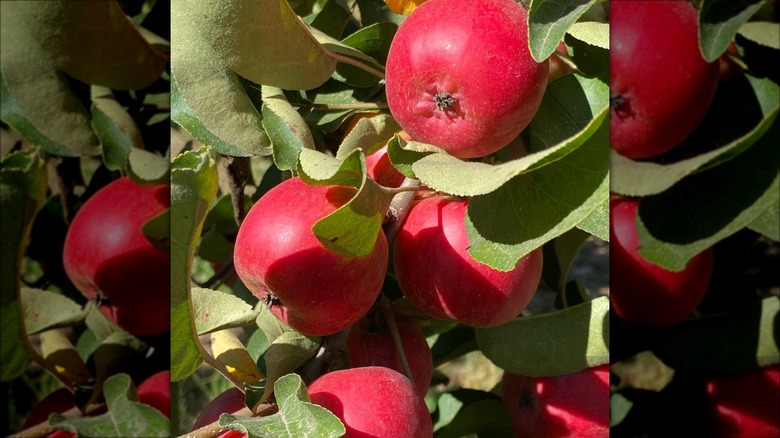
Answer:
434, 92, 456, 110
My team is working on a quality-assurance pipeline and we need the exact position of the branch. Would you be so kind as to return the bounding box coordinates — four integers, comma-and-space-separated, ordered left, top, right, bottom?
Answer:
223, 156, 252, 227
381, 298, 415, 385
383, 178, 421, 244
178, 407, 253, 438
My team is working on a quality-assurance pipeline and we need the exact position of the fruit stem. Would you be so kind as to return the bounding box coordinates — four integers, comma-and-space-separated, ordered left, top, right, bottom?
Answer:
300, 102, 389, 111
223, 156, 251, 227
381, 298, 416, 386
320, 47, 386, 80
8, 407, 82, 438
383, 177, 422, 244
179, 406, 253, 438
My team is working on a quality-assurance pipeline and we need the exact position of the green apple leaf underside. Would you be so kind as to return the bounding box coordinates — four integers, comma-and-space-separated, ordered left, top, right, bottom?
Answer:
182, 0, 335, 91
254, 327, 320, 407
170, 0, 271, 158
192, 287, 259, 336
221, 374, 345, 438
127, 148, 170, 186
612, 75, 779, 197
22, 288, 87, 335
337, 113, 402, 160
528, 0, 598, 62
90, 87, 144, 172
0, 147, 47, 381
698, 0, 765, 62
738, 21, 780, 50
567, 21, 610, 50
298, 148, 394, 258
636, 119, 779, 271
653, 297, 780, 373
50, 374, 169, 438
476, 296, 609, 376
171, 148, 219, 382
577, 197, 609, 241
747, 197, 779, 241
262, 86, 316, 172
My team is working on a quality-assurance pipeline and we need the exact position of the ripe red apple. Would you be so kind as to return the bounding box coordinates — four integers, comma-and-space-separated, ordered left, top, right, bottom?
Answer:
63, 177, 170, 337
706, 366, 780, 437
385, 0, 548, 159
610, 0, 719, 159
502, 365, 610, 437
308, 367, 433, 437
366, 145, 405, 188
193, 387, 247, 438
610, 196, 714, 327
137, 370, 170, 418
393, 196, 543, 327
346, 314, 433, 395
21, 388, 77, 438
233, 177, 388, 336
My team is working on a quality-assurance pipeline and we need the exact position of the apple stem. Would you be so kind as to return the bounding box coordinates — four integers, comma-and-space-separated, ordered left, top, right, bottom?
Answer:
552, 50, 583, 76
179, 407, 253, 438
223, 156, 251, 227
381, 298, 416, 386
383, 178, 422, 244
301, 102, 389, 111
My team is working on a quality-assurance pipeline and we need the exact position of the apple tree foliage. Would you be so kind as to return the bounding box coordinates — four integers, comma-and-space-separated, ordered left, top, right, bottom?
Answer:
1, 0, 171, 436
171, 0, 610, 436
609, 1, 779, 435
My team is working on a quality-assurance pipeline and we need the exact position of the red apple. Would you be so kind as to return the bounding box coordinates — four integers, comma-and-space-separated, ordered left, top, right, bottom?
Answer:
308, 367, 433, 437
366, 145, 405, 189
21, 388, 77, 438
502, 365, 610, 437
385, 0, 548, 159
193, 387, 247, 438
610, 0, 719, 159
393, 196, 543, 327
63, 177, 170, 337
610, 197, 714, 327
346, 314, 433, 395
706, 366, 780, 437
137, 370, 170, 418
233, 177, 388, 336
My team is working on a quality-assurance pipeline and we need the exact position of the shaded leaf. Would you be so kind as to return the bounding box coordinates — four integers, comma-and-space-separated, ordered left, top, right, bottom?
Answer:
127, 148, 169, 186
577, 197, 608, 240
748, 198, 779, 241
256, 331, 320, 406
436, 399, 513, 438
90, 86, 143, 172
699, 0, 765, 62
192, 288, 259, 335
262, 86, 315, 172
528, 0, 597, 62
542, 228, 590, 294
22, 288, 87, 335
40, 329, 92, 384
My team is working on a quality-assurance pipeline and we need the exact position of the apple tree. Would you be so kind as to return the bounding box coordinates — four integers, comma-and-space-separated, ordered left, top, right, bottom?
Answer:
1, 1, 172, 436
608, 1, 779, 436
171, 0, 610, 436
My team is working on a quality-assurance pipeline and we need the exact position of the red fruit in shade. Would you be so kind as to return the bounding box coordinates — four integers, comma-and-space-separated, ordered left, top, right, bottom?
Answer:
610, 0, 720, 159
193, 387, 248, 438
393, 196, 543, 327
21, 388, 76, 438
385, 0, 548, 159
233, 177, 388, 336
137, 370, 171, 418
706, 366, 780, 437
366, 145, 405, 188
308, 367, 433, 438
610, 197, 714, 327
502, 365, 610, 437
346, 315, 433, 395
63, 177, 170, 337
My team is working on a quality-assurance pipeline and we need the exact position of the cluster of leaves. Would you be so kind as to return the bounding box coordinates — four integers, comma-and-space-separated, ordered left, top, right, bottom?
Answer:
609, 2, 779, 434
1, 0, 171, 436
172, 0, 611, 436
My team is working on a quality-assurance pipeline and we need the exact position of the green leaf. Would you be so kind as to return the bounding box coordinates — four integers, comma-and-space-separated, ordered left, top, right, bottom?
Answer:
542, 228, 591, 295
10, 2, 167, 90
171, 148, 219, 381
411, 74, 608, 197
0, 4, 99, 157
312, 27, 386, 88
22, 288, 88, 335
332, 23, 397, 87
298, 149, 394, 258
748, 198, 779, 241
294, 79, 385, 106
256, 331, 320, 406
84, 302, 128, 343
653, 297, 779, 372
567, 21, 609, 49
170, 0, 271, 157
476, 297, 609, 376
307, 0, 351, 40
636, 119, 779, 271
738, 21, 780, 49
0, 147, 47, 381
141, 209, 170, 254
435, 399, 514, 438
612, 75, 779, 197
528, 0, 597, 62
699, 0, 765, 62
262, 86, 315, 172
221, 373, 345, 438
386, 134, 430, 179
610, 393, 634, 427
429, 326, 478, 367
336, 113, 401, 159
182, 0, 336, 90
50, 374, 169, 438
127, 148, 170, 186
192, 287, 259, 336
466, 119, 609, 271
90, 87, 144, 172
577, 197, 608, 240
356, 0, 405, 26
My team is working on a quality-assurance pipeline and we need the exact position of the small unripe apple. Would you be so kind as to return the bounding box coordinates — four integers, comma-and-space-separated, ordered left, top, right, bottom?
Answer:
385, 0, 548, 159
308, 367, 433, 437
393, 196, 543, 327
193, 387, 247, 438
610, 197, 714, 327
706, 366, 780, 437
502, 365, 610, 437
610, 0, 719, 159
137, 370, 170, 418
63, 177, 170, 337
346, 314, 433, 395
234, 177, 388, 336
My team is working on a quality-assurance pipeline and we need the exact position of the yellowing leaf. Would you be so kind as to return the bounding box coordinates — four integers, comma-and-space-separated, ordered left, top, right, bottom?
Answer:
385, 0, 427, 15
